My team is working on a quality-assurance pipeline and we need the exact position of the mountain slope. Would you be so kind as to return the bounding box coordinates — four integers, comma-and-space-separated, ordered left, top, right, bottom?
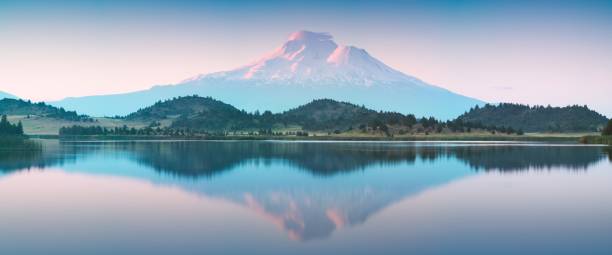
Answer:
51, 30, 484, 119
457, 103, 609, 132
0, 91, 17, 99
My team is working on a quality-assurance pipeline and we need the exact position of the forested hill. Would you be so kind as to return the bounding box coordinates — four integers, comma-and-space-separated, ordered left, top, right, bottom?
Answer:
126, 96, 260, 131
457, 103, 608, 132
58, 96, 609, 134
0, 98, 92, 122
112, 96, 509, 135
124, 96, 422, 132
280, 99, 417, 131
126, 96, 246, 121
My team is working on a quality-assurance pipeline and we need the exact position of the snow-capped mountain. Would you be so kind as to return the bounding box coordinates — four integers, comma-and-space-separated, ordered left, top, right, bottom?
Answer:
189, 31, 412, 85
51, 30, 484, 119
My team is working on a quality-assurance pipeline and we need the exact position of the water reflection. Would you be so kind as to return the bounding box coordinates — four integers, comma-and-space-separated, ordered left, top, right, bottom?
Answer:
117, 142, 608, 175
604, 146, 612, 161
0, 139, 42, 173
0, 140, 610, 243
7, 141, 604, 177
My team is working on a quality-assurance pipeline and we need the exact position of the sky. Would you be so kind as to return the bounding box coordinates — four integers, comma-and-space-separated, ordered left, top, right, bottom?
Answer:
1, 0, 611, 115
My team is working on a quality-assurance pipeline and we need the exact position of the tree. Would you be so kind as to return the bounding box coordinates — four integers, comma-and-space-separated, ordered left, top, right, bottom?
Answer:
17, 121, 23, 134
0, 115, 24, 136
603, 120, 612, 136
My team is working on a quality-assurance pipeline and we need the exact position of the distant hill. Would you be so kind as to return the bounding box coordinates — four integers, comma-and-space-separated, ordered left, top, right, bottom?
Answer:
60, 96, 610, 135
120, 96, 502, 135
457, 103, 608, 132
280, 99, 376, 131
280, 99, 417, 131
0, 98, 92, 122
125, 96, 421, 132
126, 96, 237, 121
127, 96, 256, 131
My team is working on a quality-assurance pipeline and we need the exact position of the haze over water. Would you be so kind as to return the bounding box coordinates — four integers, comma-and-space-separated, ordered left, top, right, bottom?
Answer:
0, 140, 611, 255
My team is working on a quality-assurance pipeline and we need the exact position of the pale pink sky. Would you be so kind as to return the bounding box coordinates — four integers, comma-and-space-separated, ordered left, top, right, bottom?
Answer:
1, 0, 611, 115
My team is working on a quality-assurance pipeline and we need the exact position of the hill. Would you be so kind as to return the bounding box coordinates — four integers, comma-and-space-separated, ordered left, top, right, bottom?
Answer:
125, 96, 422, 133
51, 96, 612, 137
0, 98, 92, 122
83, 96, 508, 137
126, 96, 256, 131
280, 99, 417, 131
457, 103, 608, 132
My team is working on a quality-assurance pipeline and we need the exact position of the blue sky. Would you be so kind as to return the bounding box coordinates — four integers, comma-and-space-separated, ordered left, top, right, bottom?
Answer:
1, 0, 611, 115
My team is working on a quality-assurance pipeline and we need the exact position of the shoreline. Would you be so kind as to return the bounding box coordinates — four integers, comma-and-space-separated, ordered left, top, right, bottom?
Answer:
28, 134, 584, 143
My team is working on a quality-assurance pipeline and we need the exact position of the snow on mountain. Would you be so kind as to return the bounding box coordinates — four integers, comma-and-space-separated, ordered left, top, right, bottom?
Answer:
188, 31, 417, 85
51, 30, 484, 119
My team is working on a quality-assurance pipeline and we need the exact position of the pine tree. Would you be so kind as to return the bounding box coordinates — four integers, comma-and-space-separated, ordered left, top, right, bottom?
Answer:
603, 120, 612, 136
16, 121, 23, 135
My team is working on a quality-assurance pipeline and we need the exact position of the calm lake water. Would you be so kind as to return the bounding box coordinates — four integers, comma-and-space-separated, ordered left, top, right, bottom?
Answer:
1, 140, 611, 255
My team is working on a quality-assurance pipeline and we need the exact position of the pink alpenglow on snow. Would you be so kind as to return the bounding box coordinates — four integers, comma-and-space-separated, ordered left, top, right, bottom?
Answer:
210, 31, 413, 85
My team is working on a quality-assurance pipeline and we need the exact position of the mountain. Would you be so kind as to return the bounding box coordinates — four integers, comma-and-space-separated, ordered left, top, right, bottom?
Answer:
127, 96, 255, 131
0, 91, 17, 99
457, 103, 609, 132
0, 98, 92, 121
51, 30, 484, 119
195, 31, 411, 84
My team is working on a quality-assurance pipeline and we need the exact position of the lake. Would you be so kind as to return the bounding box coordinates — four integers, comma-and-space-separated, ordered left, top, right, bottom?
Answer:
1, 140, 611, 255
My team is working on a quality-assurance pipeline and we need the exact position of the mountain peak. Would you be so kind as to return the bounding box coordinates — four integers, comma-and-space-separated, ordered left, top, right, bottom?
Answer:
197, 30, 413, 85
287, 30, 333, 42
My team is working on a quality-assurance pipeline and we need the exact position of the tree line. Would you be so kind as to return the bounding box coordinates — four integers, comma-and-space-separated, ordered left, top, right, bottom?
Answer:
458, 103, 608, 132
58, 119, 522, 137
59, 124, 312, 137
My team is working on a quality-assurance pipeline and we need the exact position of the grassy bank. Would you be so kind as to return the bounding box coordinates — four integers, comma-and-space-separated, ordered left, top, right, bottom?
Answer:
7, 115, 149, 135
580, 135, 612, 145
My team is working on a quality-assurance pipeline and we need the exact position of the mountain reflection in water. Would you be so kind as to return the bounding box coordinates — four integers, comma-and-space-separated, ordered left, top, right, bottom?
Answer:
0, 140, 609, 242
